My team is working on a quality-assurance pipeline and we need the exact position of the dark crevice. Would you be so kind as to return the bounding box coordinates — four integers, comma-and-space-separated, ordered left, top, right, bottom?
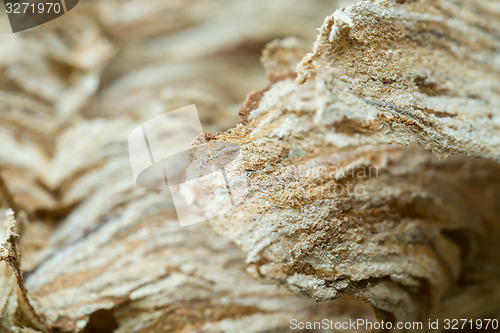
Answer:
84, 309, 119, 333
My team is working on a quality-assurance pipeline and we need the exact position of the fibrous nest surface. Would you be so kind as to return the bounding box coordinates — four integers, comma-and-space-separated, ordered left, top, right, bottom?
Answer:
1, 0, 499, 332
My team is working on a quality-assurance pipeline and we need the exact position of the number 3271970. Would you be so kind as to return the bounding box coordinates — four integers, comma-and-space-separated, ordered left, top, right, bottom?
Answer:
5, 2, 61, 14
443, 318, 498, 330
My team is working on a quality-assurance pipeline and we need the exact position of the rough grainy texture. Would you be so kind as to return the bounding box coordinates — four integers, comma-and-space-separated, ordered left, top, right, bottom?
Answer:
190, 77, 500, 323
0, 1, 380, 332
1, 210, 51, 333
183, 0, 500, 326
1, 0, 499, 332
297, 0, 500, 161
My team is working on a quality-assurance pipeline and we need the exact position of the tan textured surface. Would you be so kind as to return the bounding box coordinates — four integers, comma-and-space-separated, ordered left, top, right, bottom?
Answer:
192, 74, 500, 321
0, 1, 376, 332
183, 0, 500, 325
1, 0, 499, 332
297, 0, 500, 160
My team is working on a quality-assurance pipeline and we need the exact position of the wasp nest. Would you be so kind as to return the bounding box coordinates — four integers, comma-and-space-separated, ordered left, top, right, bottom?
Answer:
185, 0, 500, 325
1, 0, 499, 332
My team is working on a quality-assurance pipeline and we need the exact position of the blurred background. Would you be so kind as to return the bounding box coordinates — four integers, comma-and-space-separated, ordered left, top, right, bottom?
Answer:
1, 0, 353, 131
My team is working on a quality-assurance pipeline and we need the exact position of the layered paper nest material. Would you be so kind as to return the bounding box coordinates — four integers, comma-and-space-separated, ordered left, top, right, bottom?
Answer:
1, 0, 499, 332
186, 0, 500, 326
